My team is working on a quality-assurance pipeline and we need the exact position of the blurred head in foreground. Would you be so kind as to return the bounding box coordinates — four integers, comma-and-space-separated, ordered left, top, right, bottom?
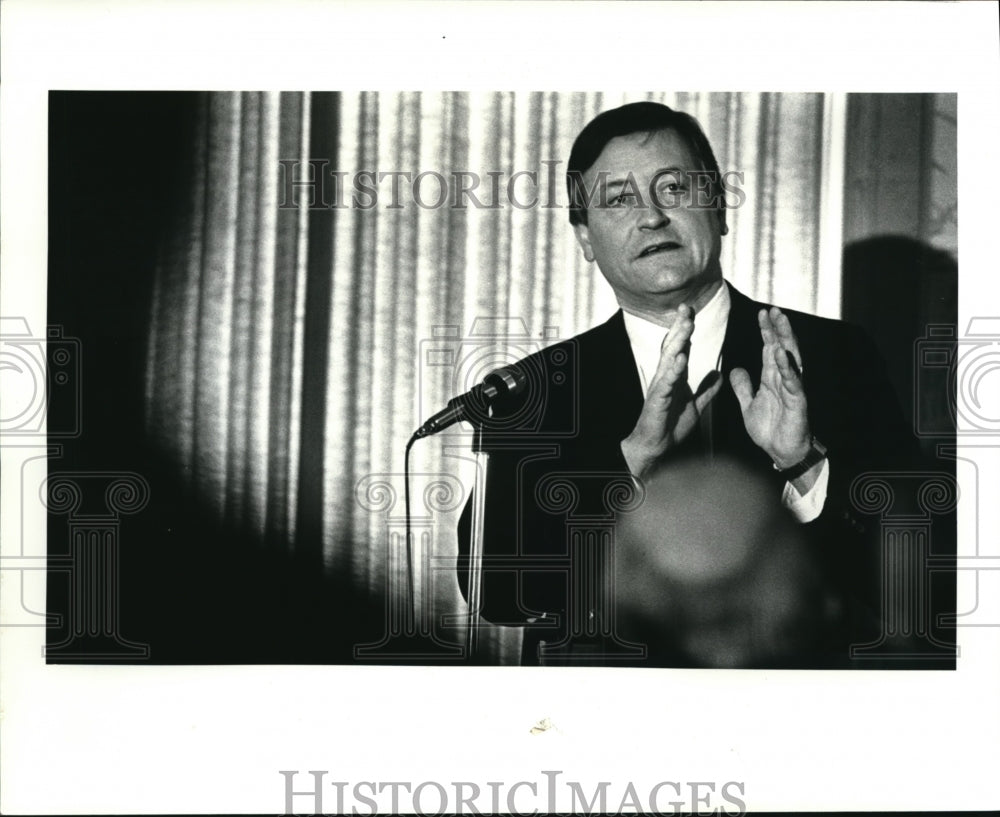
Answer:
615, 457, 846, 668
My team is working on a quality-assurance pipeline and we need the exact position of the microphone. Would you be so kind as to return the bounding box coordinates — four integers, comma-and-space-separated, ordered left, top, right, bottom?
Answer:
413, 366, 526, 439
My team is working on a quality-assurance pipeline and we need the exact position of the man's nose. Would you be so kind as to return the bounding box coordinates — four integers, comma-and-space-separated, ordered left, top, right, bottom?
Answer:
637, 198, 670, 229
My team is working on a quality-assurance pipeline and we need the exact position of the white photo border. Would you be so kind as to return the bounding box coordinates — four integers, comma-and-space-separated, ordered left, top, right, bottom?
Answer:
2, 1, 999, 814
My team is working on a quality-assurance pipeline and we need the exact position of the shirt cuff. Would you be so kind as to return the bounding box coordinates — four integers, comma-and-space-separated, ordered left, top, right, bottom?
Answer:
781, 458, 829, 523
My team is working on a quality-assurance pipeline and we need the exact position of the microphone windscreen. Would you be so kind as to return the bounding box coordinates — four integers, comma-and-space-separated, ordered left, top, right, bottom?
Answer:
483, 365, 526, 399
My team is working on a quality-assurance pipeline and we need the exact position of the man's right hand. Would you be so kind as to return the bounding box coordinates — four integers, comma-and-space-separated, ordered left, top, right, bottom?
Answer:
620, 304, 723, 479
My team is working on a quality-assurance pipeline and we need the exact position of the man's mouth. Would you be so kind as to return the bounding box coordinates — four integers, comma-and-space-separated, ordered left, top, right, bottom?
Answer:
638, 241, 681, 258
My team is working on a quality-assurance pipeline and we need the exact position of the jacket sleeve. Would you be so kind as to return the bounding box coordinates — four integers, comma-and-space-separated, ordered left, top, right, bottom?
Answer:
802, 320, 922, 613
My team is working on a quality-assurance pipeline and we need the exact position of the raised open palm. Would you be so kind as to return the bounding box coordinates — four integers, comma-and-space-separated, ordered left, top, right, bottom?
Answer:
729, 307, 812, 469
621, 304, 723, 479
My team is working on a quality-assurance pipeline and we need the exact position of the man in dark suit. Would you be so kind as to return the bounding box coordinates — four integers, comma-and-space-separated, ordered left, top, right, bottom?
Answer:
457, 102, 918, 667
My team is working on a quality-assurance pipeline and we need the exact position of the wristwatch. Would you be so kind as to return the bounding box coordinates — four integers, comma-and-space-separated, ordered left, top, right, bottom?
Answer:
774, 437, 827, 481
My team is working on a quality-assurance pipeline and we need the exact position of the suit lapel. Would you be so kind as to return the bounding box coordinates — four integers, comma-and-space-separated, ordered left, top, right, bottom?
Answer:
720, 284, 765, 383
577, 310, 644, 442
716, 285, 775, 465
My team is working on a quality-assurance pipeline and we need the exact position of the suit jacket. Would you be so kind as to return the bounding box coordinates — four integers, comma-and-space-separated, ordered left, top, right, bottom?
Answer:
457, 283, 918, 665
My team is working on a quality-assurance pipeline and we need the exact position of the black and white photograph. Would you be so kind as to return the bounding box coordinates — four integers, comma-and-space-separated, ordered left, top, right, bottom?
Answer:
2, 2, 998, 815
44, 89, 960, 670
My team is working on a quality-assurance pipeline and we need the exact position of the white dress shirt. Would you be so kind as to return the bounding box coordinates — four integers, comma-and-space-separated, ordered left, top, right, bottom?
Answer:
621, 281, 829, 523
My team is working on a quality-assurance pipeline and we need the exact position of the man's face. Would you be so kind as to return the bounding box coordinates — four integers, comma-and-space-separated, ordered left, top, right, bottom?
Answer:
573, 129, 725, 318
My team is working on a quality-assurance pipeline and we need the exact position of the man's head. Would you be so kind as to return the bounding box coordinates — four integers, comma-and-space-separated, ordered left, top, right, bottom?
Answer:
567, 102, 729, 318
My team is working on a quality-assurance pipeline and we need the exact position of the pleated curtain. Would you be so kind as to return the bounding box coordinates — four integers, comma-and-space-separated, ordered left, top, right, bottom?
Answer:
145, 91, 835, 664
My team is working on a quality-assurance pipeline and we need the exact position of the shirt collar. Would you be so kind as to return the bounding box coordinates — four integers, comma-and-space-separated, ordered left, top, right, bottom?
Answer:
622, 280, 731, 395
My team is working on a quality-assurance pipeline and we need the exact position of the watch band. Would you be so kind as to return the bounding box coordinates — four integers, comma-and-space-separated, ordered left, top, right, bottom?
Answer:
775, 437, 827, 481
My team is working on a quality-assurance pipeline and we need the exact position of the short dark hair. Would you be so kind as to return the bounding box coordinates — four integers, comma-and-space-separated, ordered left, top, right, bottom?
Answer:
566, 101, 724, 227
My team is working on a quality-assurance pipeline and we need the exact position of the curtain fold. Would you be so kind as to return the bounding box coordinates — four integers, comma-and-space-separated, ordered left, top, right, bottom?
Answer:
145, 91, 835, 664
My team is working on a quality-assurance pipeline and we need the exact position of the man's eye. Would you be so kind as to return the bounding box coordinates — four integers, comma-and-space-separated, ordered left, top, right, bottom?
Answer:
609, 193, 638, 207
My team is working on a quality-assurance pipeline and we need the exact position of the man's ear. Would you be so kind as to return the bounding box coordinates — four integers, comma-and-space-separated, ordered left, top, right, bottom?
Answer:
573, 222, 596, 263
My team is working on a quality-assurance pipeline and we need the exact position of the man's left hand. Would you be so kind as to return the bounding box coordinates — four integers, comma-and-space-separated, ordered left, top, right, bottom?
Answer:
729, 307, 812, 470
